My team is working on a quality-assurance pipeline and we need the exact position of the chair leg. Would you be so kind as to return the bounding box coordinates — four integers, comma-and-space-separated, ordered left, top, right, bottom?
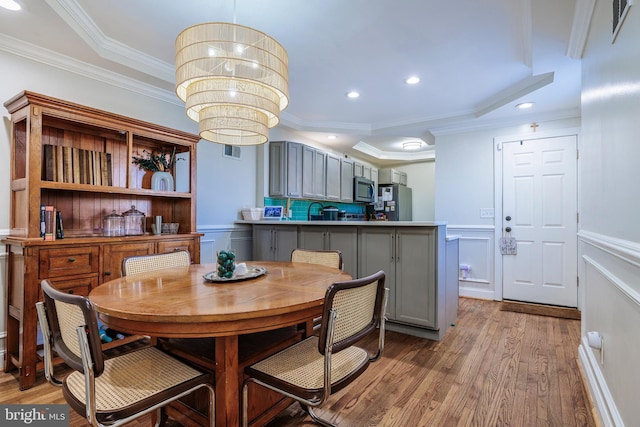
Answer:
300, 403, 337, 427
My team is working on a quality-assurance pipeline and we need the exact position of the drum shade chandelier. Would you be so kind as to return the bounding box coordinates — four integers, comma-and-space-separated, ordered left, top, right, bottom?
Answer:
175, 22, 289, 145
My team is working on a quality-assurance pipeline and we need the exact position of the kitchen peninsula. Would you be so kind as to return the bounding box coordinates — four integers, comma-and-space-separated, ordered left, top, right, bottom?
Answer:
237, 220, 459, 341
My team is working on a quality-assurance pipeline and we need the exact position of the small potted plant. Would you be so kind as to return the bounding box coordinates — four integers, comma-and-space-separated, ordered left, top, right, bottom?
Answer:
132, 147, 182, 191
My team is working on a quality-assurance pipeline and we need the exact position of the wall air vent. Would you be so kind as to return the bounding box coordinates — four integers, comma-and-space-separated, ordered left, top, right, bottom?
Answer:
224, 144, 241, 159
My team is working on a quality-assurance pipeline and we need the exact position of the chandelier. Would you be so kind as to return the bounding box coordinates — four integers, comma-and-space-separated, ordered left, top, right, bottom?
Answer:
175, 22, 289, 145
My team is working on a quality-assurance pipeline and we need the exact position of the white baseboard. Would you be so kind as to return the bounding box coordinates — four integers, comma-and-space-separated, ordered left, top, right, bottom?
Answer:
459, 287, 495, 300
578, 337, 625, 427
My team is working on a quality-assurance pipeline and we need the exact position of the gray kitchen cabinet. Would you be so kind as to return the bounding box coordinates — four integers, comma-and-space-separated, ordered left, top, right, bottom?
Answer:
302, 145, 326, 199
340, 158, 354, 203
252, 224, 298, 261
371, 167, 379, 201
269, 141, 303, 198
359, 225, 448, 336
325, 153, 341, 201
354, 161, 372, 180
298, 226, 358, 276
378, 167, 407, 186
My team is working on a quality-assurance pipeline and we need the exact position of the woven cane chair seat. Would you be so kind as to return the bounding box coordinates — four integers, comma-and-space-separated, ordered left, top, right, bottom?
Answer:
64, 347, 204, 414
247, 337, 368, 395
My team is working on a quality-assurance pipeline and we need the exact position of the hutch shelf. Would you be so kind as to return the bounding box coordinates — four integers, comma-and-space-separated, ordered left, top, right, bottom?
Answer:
3, 91, 202, 390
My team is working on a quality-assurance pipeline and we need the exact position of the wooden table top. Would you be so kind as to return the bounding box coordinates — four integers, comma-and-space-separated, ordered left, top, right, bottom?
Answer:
89, 261, 352, 338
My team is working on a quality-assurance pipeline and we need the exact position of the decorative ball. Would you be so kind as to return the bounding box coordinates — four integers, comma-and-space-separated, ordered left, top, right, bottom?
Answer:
217, 250, 235, 278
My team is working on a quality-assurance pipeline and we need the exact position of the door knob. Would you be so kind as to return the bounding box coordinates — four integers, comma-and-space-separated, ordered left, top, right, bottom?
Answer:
505, 216, 511, 221
505, 227, 512, 232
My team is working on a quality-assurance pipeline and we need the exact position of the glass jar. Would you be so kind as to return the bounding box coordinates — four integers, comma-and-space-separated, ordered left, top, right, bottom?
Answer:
103, 210, 124, 237
122, 205, 145, 236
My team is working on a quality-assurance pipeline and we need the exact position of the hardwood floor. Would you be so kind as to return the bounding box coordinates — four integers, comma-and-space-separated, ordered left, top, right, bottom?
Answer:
0, 298, 596, 426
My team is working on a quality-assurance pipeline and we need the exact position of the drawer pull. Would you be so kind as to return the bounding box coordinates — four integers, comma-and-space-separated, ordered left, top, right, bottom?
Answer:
104, 271, 111, 276
67, 290, 74, 294
68, 257, 76, 263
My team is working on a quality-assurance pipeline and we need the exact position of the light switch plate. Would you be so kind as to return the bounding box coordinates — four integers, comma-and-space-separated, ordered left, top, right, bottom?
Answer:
480, 208, 494, 218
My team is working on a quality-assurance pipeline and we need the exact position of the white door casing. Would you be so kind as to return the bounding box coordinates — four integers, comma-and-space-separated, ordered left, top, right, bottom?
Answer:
500, 134, 578, 307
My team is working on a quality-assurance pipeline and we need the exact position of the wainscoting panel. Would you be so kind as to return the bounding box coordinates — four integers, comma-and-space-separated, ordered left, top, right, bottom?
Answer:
198, 224, 253, 264
447, 226, 495, 300
579, 230, 640, 427
0, 249, 8, 363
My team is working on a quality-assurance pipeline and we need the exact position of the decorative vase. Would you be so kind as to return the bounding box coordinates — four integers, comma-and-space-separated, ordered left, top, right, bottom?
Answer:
151, 171, 174, 191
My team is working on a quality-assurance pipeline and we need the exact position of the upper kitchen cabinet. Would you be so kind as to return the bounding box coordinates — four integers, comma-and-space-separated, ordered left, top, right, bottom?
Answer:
340, 158, 354, 203
325, 153, 341, 201
379, 167, 407, 186
302, 145, 326, 199
269, 141, 303, 198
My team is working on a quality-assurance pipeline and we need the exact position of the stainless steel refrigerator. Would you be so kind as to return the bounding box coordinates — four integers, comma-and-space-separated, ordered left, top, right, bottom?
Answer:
377, 184, 412, 221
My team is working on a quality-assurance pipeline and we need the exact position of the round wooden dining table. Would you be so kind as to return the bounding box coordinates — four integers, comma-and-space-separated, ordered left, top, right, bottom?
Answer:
89, 261, 351, 427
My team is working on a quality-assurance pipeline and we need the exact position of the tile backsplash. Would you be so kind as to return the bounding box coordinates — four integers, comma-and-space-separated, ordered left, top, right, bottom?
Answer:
264, 198, 367, 221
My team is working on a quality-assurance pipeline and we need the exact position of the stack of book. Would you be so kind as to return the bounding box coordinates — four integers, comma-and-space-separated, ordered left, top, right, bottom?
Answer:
43, 144, 112, 186
40, 205, 64, 240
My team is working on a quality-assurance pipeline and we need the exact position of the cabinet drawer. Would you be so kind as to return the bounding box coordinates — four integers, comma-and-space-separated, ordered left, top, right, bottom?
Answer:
39, 276, 98, 301
157, 239, 195, 257
39, 246, 100, 278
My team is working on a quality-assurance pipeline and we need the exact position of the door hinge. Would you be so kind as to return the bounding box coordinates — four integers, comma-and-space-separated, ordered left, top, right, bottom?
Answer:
577, 276, 580, 287
577, 149, 579, 160
577, 212, 579, 224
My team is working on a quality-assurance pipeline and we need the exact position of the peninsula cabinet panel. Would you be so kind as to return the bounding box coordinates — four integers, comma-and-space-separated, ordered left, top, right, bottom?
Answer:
298, 226, 358, 277
2, 91, 202, 390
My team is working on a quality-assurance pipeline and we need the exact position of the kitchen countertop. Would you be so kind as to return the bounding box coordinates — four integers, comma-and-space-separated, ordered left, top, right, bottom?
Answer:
236, 220, 447, 226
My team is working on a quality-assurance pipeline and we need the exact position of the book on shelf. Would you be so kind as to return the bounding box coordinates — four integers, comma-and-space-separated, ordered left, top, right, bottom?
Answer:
42, 144, 112, 186
56, 210, 64, 239
44, 205, 56, 241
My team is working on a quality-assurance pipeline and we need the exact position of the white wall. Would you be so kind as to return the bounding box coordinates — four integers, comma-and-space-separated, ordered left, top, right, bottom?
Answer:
434, 118, 580, 299
393, 161, 435, 221
577, 1, 640, 425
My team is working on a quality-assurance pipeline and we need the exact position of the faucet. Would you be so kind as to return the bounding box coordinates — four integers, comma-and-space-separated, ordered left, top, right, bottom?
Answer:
307, 202, 324, 221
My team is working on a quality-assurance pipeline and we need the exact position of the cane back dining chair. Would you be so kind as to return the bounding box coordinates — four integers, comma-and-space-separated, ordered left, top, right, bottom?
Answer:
242, 270, 388, 427
290, 248, 343, 271
291, 249, 343, 330
121, 250, 191, 276
36, 279, 214, 427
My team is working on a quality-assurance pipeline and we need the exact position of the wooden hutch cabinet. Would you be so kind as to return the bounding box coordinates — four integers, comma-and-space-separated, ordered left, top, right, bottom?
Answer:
3, 91, 202, 390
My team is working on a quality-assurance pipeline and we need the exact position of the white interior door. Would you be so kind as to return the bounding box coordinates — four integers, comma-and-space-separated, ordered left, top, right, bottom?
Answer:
502, 135, 577, 307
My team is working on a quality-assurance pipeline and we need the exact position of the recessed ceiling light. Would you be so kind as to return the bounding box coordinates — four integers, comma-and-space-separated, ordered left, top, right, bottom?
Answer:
0, 0, 21, 10
402, 141, 422, 150
346, 91, 360, 99
327, 135, 337, 140
405, 76, 420, 85
516, 102, 535, 109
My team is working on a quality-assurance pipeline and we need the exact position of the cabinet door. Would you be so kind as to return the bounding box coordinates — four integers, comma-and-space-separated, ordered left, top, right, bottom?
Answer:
325, 154, 340, 201
253, 225, 275, 261
326, 226, 357, 277
286, 142, 303, 198
371, 168, 378, 202
358, 228, 396, 319
273, 226, 299, 261
298, 226, 326, 250
313, 150, 326, 198
395, 228, 436, 327
269, 142, 287, 197
340, 158, 354, 202
102, 242, 155, 281
302, 146, 316, 199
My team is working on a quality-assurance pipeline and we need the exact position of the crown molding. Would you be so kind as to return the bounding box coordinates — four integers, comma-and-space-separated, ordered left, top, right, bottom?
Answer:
0, 34, 180, 106
566, 0, 596, 59
474, 72, 554, 117
45, 0, 174, 82
352, 141, 435, 162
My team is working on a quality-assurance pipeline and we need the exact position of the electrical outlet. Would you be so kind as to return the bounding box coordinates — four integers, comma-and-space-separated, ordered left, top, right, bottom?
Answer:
480, 208, 494, 218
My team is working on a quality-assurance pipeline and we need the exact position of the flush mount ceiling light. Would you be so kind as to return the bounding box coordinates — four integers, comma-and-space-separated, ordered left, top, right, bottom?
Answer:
327, 135, 337, 140
516, 102, 535, 109
402, 141, 422, 150
175, 22, 289, 145
346, 91, 360, 99
0, 0, 21, 10
404, 76, 420, 85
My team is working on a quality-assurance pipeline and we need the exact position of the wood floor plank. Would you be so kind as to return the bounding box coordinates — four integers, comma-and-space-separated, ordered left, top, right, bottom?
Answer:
0, 298, 596, 427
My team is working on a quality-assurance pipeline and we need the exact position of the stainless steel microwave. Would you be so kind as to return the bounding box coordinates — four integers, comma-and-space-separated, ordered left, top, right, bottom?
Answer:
353, 176, 375, 203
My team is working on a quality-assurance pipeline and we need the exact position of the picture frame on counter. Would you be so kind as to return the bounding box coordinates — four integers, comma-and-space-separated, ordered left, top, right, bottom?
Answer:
263, 206, 284, 220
